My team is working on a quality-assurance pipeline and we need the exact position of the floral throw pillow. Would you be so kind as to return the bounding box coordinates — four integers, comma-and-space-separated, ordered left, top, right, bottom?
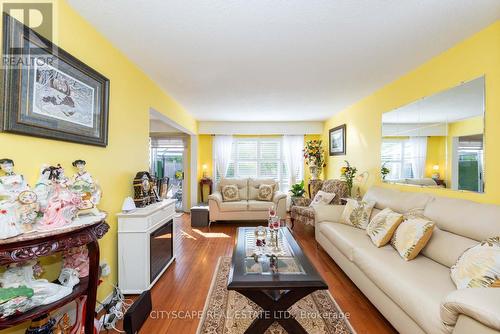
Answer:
391, 217, 435, 261
450, 237, 500, 289
222, 185, 240, 202
310, 191, 336, 207
366, 208, 404, 247
340, 199, 375, 229
257, 184, 274, 201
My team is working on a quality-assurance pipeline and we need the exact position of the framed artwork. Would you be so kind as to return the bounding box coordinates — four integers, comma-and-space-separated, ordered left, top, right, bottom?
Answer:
1, 13, 110, 147
329, 124, 346, 156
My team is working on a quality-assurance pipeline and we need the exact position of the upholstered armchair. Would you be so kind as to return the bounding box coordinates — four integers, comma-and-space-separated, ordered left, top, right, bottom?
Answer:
290, 179, 348, 228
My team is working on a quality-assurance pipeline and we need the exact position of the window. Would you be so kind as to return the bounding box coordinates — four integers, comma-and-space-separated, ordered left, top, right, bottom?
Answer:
381, 139, 414, 180
215, 137, 300, 190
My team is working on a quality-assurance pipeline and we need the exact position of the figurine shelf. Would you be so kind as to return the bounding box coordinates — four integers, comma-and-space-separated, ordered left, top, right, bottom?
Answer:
0, 220, 109, 333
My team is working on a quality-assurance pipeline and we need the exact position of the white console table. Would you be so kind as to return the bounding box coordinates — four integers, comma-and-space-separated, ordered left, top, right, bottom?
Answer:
117, 199, 176, 294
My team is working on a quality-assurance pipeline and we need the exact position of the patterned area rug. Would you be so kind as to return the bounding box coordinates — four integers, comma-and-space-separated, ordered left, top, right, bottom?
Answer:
197, 257, 355, 334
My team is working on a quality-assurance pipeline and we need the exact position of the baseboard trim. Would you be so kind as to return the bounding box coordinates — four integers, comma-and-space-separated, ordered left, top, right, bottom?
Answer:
96, 291, 114, 313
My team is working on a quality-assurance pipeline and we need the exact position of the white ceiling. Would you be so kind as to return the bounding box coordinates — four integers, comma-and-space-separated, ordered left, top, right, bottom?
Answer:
68, 0, 500, 122
383, 76, 485, 124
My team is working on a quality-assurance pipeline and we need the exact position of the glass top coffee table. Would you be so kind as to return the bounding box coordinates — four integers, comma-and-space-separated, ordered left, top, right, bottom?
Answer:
227, 227, 328, 334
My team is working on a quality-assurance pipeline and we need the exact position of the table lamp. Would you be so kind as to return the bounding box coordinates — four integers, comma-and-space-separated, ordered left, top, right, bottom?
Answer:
202, 164, 208, 178
432, 165, 440, 179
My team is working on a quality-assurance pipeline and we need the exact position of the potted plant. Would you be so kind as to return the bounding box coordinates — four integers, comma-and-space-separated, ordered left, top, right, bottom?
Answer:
381, 163, 390, 180
340, 160, 357, 197
289, 180, 305, 198
303, 140, 327, 180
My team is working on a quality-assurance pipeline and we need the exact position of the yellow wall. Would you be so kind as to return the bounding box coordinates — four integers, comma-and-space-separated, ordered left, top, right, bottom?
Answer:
425, 136, 447, 180
323, 21, 500, 204
0, 1, 197, 332
196, 134, 320, 201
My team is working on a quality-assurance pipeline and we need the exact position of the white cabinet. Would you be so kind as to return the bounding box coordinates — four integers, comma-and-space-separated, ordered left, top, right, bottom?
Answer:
117, 199, 176, 294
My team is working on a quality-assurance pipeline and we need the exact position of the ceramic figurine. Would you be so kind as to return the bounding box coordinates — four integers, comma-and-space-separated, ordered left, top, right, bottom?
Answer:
16, 190, 40, 232
33, 165, 54, 212
57, 268, 80, 290
0, 261, 72, 306
0, 200, 23, 239
62, 246, 89, 278
39, 185, 81, 229
71, 160, 101, 217
0, 159, 29, 201
53, 313, 71, 334
0, 295, 33, 318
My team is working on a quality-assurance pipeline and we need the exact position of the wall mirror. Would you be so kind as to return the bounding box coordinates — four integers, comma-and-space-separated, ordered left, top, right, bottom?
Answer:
381, 76, 485, 193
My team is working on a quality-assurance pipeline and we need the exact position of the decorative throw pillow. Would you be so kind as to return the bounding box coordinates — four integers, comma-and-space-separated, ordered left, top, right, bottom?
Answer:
391, 217, 435, 261
366, 208, 404, 247
450, 237, 500, 289
340, 199, 376, 229
221, 185, 240, 202
257, 184, 274, 201
310, 191, 336, 207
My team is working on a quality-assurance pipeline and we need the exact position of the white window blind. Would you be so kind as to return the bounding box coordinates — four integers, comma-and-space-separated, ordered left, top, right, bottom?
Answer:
215, 137, 301, 190
381, 139, 414, 180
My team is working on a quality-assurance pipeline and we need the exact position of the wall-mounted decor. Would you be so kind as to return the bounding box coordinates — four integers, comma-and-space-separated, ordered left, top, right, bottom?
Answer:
1, 13, 109, 147
329, 124, 346, 156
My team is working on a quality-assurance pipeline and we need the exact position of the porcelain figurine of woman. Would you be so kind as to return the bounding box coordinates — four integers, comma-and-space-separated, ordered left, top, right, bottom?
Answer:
39, 185, 80, 229
0, 200, 22, 239
0, 261, 72, 306
71, 160, 101, 217
34, 165, 53, 212
0, 159, 29, 201
16, 190, 40, 232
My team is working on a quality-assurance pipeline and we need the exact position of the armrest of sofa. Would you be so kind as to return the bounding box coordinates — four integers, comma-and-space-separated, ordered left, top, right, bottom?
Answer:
314, 204, 345, 224
441, 288, 500, 332
291, 197, 312, 207
273, 191, 287, 217
208, 192, 223, 208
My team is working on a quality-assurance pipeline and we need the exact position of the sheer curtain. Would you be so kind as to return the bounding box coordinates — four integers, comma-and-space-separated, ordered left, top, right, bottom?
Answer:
283, 135, 304, 189
409, 136, 428, 179
213, 135, 233, 181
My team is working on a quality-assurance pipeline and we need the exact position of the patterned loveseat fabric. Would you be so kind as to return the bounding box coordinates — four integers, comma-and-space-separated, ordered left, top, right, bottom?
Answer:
290, 179, 348, 227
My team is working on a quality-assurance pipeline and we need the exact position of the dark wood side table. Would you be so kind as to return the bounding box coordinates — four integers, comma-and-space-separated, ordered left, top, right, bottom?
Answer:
199, 177, 213, 203
0, 220, 109, 333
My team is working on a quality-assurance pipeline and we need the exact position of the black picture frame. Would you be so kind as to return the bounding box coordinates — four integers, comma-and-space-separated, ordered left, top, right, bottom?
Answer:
329, 124, 346, 156
1, 13, 110, 147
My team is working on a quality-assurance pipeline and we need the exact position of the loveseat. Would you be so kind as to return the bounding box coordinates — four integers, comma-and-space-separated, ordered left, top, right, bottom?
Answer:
315, 186, 500, 334
208, 178, 286, 222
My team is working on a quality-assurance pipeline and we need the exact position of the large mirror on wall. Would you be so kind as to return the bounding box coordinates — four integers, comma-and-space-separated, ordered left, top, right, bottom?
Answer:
381, 76, 485, 193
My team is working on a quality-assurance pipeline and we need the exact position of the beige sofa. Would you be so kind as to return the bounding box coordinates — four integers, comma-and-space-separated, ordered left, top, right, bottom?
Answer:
208, 178, 287, 222
315, 186, 500, 334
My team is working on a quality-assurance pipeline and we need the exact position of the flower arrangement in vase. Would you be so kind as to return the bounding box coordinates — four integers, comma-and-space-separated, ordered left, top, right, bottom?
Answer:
303, 140, 327, 180
340, 160, 357, 197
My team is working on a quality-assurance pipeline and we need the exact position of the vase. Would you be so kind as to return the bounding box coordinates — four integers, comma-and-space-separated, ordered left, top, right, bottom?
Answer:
309, 164, 322, 180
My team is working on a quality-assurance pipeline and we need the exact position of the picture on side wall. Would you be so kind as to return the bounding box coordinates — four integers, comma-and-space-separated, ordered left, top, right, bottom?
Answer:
1, 13, 110, 147
329, 124, 346, 156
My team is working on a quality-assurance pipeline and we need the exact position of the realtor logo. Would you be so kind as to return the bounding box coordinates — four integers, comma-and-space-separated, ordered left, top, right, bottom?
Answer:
2, 1, 54, 54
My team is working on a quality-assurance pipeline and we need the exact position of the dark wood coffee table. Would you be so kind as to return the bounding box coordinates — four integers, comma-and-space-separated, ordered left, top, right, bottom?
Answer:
227, 227, 328, 334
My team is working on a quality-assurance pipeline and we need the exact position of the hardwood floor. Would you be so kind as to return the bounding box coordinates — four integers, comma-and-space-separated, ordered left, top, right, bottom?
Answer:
130, 214, 397, 334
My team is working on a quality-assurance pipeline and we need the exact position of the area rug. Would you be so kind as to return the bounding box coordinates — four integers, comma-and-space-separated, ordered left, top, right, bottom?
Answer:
196, 257, 355, 334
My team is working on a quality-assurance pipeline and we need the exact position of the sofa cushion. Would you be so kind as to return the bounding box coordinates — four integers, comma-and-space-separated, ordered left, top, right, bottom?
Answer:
366, 208, 404, 247
320, 180, 349, 205
340, 199, 375, 229
391, 217, 435, 261
247, 200, 274, 212
221, 185, 240, 202
248, 178, 278, 200
450, 237, 500, 289
218, 178, 248, 200
219, 201, 247, 212
424, 196, 500, 242
353, 245, 456, 334
363, 186, 432, 213
256, 184, 273, 201
310, 190, 336, 206
421, 228, 478, 268
318, 222, 373, 261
